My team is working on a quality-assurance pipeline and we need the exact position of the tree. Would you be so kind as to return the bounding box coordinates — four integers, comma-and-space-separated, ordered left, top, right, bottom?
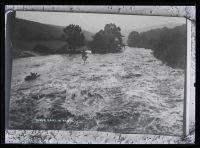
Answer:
63, 24, 85, 52
90, 23, 125, 53
127, 31, 140, 47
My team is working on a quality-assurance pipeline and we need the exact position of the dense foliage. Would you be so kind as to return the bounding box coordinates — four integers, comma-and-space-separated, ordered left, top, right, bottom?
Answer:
127, 25, 186, 69
63, 24, 85, 52
90, 23, 125, 53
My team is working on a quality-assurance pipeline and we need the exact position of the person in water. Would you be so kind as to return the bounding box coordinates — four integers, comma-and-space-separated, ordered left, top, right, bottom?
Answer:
81, 49, 88, 64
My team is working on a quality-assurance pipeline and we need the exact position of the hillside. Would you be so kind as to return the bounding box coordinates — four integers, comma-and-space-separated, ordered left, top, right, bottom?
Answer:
14, 18, 63, 41
12, 18, 94, 58
14, 18, 93, 41
121, 23, 185, 44
127, 24, 186, 69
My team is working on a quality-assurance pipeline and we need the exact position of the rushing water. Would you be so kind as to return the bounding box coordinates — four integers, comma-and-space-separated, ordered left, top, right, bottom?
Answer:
9, 47, 185, 136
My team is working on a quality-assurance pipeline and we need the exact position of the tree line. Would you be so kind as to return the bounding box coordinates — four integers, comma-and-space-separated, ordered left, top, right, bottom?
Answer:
61, 23, 125, 54
127, 25, 187, 69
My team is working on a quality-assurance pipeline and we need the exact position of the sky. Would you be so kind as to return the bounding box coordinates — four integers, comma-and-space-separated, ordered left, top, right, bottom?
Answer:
16, 11, 186, 33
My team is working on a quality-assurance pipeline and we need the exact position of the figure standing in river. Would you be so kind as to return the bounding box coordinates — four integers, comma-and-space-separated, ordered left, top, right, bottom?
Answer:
81, 49, 88, 65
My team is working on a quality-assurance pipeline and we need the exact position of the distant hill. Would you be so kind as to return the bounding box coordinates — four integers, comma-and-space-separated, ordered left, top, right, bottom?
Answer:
14, 18, 94, 42
121, 23, 186, 44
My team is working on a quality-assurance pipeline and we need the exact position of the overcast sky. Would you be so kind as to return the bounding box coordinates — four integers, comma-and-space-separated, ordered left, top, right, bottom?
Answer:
16, 11, 186, 33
